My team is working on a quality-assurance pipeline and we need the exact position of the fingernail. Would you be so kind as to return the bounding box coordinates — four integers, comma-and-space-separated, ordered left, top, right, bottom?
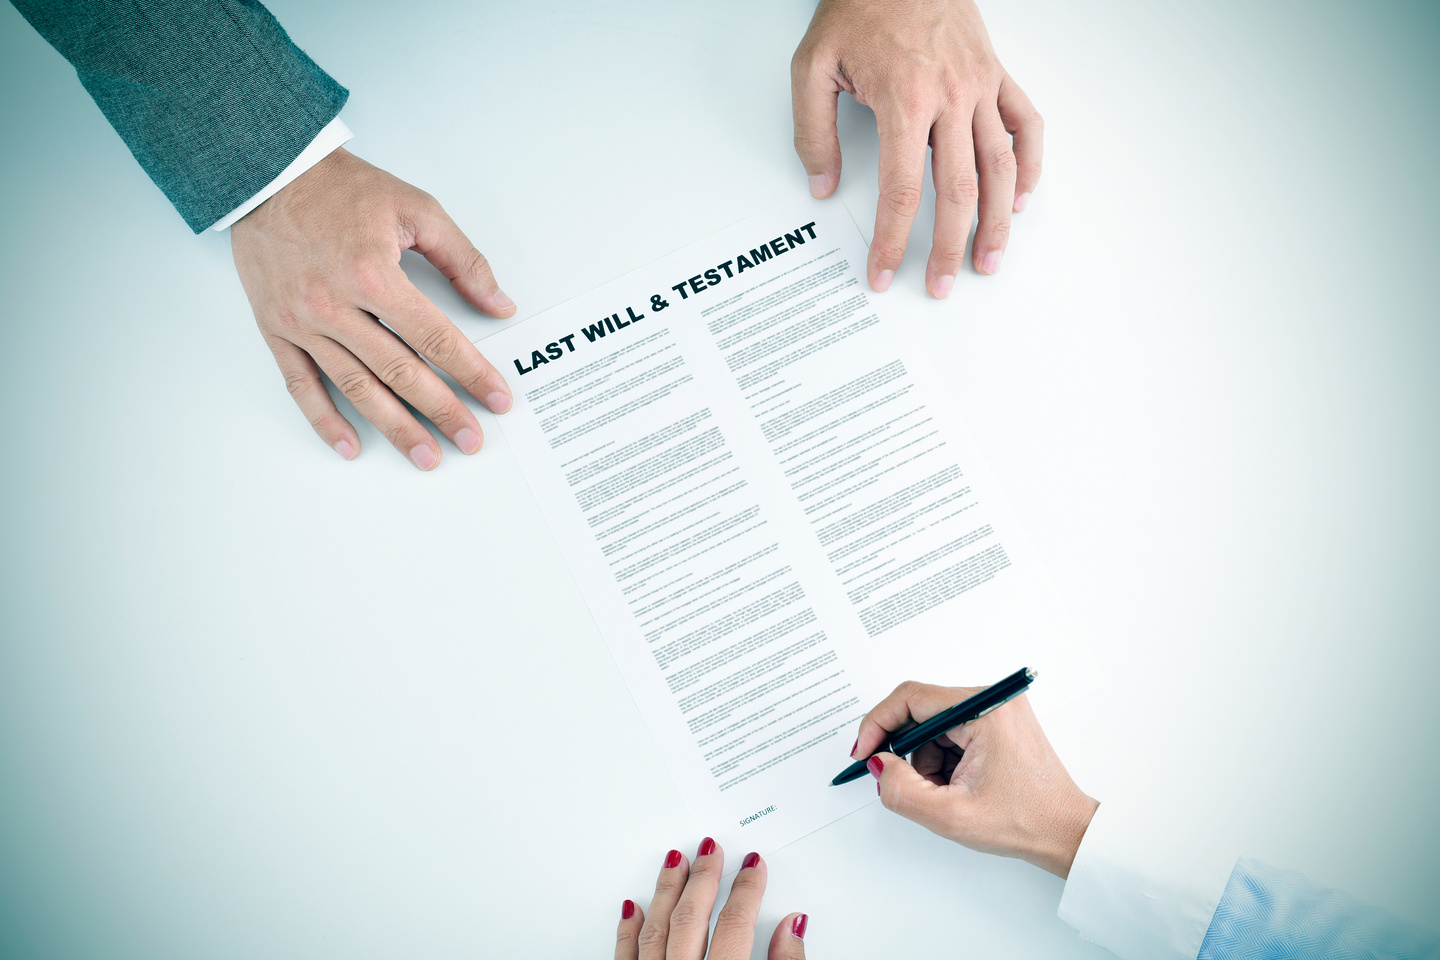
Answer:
873, 269, 894, 292
792, 914, 809, 939
932, 274, 955, 300
494, 289, 515, 311
867, 756, 884, 778
808, 173, 830, 198
981, 250, 1004, 275
409, 444, 437, 470
663, 849, 682, 869
333, 439, 356, 461
454, 427, 481, 455
486, 391, 512, 414
697, 837, 715, 857
741, 852, 760, 870
849, 737, 858, 758
621, 899, 636, 920
1014, 192, 1031, 213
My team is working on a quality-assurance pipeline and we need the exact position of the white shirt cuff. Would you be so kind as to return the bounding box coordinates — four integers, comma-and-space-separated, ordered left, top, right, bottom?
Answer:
1058, 799, 1238, 960
208, 116, 353, 231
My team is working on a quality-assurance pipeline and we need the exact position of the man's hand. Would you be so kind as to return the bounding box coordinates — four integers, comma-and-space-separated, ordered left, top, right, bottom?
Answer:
231, 148, 515, 469
855, 681, 1097, 878
792, 0, 1042, 299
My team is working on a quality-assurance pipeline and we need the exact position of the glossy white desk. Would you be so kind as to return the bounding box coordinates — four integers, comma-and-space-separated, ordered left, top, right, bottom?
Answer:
1, 1, 1436, 956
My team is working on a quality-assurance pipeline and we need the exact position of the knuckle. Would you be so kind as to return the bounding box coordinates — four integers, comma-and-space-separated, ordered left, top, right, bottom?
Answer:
882, 181, 924, 215
379, 356, 426, 395
871, 238, 908, 264
349, 260, 390, 301
411, 322, 460, 365
667, 902, 710, 932
793, 133, 836, 158
283, 370, 314, 399
298, 284, 342, 323
712, 911, 755, 938
938, 173, 980, 208
983, 218, 1012, 244
987, 145, 1018, 177
335, 369, 378, 406
309, 412, 345, 436
636, 924, 669, 951
459, 244, 491, 281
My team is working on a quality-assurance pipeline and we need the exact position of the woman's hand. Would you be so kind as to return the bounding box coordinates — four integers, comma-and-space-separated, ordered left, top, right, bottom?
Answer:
615, 840, 808, 960
231, 148, 515, 469
855, 681, 1097, 878
792, 0, 1042, 299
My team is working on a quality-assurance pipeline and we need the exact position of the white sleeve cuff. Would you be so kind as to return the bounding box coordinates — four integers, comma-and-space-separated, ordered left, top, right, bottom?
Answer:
208, 116, 354, 231
1058, 799, 1238, 960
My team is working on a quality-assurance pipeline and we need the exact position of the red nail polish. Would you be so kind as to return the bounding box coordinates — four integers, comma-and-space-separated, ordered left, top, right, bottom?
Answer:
850, 737, 858, 757
621, 899, 635, 920
663, 849, 682, 869
867, 756, 884, 778
876, 782, 881, 796
741, 852, 760, 870
792, 914, 809, 939
697, 837, 715, 857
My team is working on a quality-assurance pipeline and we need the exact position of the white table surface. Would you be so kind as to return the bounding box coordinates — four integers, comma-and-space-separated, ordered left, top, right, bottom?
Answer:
2, 1, 1437, 957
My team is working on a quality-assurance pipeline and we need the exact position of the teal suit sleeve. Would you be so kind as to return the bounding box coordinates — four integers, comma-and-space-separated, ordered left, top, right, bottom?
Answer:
11, 0, 348, 233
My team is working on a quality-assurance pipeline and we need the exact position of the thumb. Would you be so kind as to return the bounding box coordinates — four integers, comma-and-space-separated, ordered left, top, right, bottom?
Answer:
790, 48, 842, 198
406, 196, 517, 320
768, 912, 809, 960
869, 752, 952, 833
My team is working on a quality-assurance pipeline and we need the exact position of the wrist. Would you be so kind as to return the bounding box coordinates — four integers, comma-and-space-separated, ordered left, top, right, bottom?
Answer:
1022, 790, 1099, 879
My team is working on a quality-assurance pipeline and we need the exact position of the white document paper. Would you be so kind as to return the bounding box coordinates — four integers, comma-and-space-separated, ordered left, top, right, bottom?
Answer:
478, 197, 1095, 856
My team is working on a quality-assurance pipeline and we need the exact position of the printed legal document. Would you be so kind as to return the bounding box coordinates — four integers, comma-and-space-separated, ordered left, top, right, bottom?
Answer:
478, 197, 1095, 856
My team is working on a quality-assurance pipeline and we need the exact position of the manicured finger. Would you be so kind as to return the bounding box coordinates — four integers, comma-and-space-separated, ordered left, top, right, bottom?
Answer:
767, 912, 809, 960
358, 262, 512, 415
636, 848, 689, 960
303, 334, 442, 471
708, 851, 767, 960
406, 198, 517, 320
997, 74, 1043, 211
616, 898, 645, 960
868, 99, 932, 292
790, 48, 843, 198
972, 106, 1017, 276
331, 313, 486, 456
855, 681, 985, 759
264, 334, 359, 460
666, 838, 725, 960
925, 108, 979, 300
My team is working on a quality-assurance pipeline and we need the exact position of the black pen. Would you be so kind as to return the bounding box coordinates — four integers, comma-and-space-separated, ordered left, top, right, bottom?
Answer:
829, 667, 1037, 786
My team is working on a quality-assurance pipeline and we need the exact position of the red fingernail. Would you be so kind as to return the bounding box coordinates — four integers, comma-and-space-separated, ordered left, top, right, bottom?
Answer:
792, 914, 809, 939
663, 849, 682, 869
621, 899, 635, 920
697, 837, 715, 857
850, 737, 858, 757
741, 852, 760, 870
867, 756, 884, 778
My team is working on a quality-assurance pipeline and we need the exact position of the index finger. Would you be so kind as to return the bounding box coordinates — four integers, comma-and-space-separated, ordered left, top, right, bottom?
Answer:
356, 263, 513, 414
855, 681, 985, 759
868, 100, 932, 292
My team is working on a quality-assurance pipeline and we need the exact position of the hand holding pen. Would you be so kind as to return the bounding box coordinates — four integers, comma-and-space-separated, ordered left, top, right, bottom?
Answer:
849, 676, 1098, 879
